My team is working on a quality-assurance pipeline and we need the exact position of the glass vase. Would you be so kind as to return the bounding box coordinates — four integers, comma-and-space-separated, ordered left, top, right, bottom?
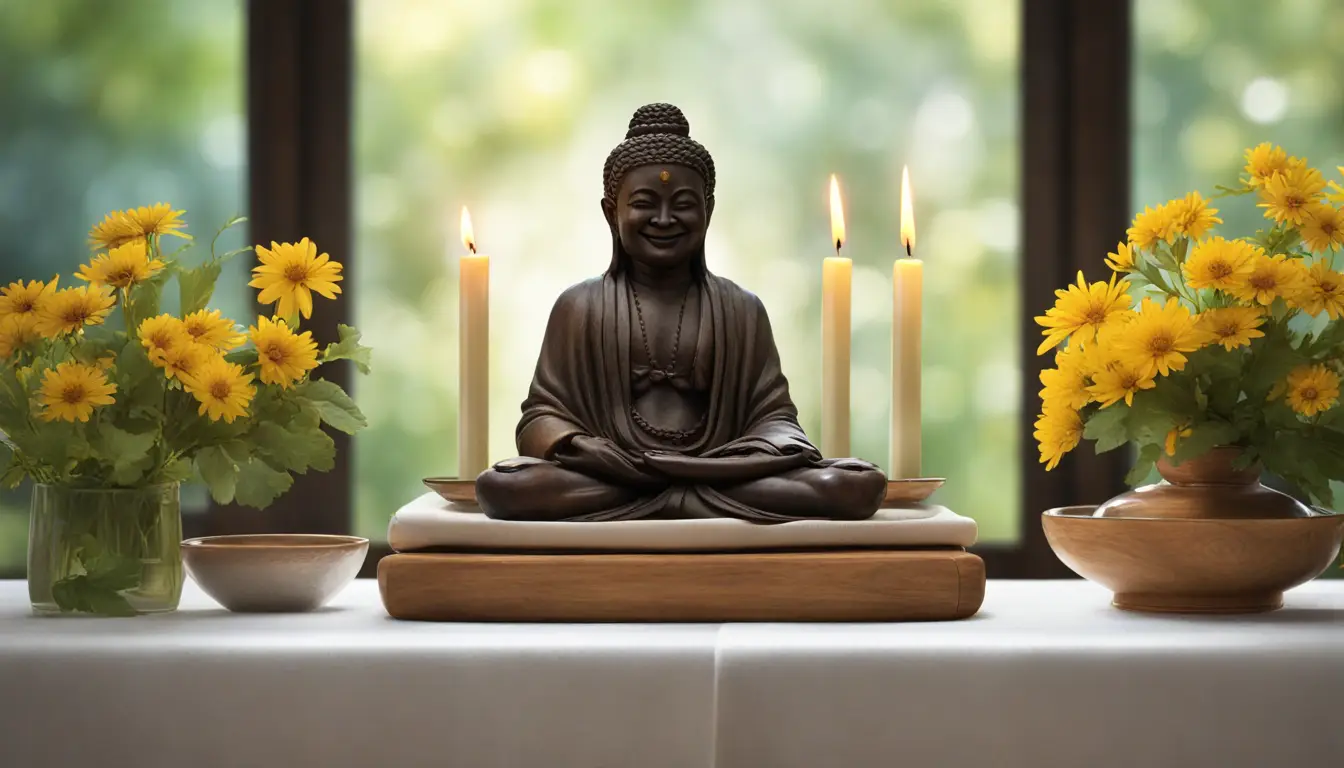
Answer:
27, 483, 184, 616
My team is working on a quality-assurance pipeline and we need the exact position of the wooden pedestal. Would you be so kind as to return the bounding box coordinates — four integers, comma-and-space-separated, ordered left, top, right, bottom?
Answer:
378, 548, 985, 622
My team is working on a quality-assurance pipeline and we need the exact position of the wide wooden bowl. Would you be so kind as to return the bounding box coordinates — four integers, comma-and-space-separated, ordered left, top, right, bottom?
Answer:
1042, 506, 1343, 613
884, 478, 946, 506
182, 534, 368, 613
423, 477, 478, 505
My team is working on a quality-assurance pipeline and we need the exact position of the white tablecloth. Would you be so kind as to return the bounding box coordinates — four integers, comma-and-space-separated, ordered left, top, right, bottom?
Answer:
1, 580, 1340, 768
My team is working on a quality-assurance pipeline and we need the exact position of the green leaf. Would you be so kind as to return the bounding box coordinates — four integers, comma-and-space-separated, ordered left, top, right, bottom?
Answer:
51, 575, 136, 617
1084, 404, 1129, 454
234, 457, 293, 508
194, 445, 239, 504
178, 261, 222, 316
1151, 242, 1180, 272
1126, 443, 1163, 486
251, 419, 335, 474
321, 324, 372, 374
295, 379, 367, 434
1125, 394, 1178, 444
1170, 420, 1240, 464
156, 457, 194, 484
0, 461, 24, 489
124, 278, 164, 332
210, 214, 248, 261
91, 423, 157, 486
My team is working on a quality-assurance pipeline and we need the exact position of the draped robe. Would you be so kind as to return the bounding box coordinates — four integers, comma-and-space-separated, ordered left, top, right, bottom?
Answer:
485, 270, 882, 522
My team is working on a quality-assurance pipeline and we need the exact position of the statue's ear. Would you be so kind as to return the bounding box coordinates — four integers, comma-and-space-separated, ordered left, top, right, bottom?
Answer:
601, 198, 617, 232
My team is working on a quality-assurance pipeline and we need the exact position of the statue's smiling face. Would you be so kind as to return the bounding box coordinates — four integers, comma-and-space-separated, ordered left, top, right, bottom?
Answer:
608, 164, 708, 270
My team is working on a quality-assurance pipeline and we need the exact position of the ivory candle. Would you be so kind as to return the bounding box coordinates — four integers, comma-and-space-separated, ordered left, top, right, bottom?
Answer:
822, 175, 852, 458
458, 206, 489, 480
890, 166, 922, 478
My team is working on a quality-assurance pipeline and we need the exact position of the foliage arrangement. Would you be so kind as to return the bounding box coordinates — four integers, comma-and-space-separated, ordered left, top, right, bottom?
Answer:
0, 204, 370, 505
1034, 145, 1344, 504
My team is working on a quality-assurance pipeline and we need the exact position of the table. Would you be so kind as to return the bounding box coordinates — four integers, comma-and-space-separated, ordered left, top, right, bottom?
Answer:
1, 580, 1340, 768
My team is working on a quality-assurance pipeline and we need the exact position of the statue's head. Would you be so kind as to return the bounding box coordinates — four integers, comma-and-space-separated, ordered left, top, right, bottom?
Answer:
601, 103, 716, 278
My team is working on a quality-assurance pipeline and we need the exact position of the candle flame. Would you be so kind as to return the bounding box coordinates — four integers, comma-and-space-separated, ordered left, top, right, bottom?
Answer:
900, 166, 915, 256
460, 206, 476, 254
829, 174, 845, 251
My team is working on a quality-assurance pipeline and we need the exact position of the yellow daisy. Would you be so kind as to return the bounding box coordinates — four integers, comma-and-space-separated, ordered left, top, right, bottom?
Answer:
1170, 191, 1222, 240
1087, 358, 1157, 408
1164, 423, 1193, 456
1182, 236, 1258, 292
1242, 143, 1291, 188
155, 342, 214, 381
1115, 297, 1205, 378
248, 315, 320, 389
1228, 253, 1306, 307
1299, 204, 1344, 253
0, 276, 59, 323
1295, 261, 1344, 319
76, 240, 165, 289
1040, 345, 1091, 412
1105, 242, 1134, 273
137, 314, 193, 359
1327, 167, 1344, 204
181, 356, 256, 423
1285, 364, 1340, 418
0, 315, 39, 357
1034, 406, 1083, 472
88, 203, 189, 251
1034, 271, 1133, 355
181, 309, 244, 351
37, 362, 117, 423
1196, 306, 1265, 351
249, 238, 343, 320
1257, 165, 1326, 226
33, 286, 116, 338
1126, 203, 1180, 249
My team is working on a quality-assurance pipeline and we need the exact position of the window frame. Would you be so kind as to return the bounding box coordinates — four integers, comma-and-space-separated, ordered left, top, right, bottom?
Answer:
203, 0, 1135, 578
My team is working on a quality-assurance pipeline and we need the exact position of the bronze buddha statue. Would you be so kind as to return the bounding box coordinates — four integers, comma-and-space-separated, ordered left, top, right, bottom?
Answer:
475, 103, 886, 522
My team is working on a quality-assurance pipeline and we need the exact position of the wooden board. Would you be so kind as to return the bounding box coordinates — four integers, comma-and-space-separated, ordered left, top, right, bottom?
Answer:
378, 549, 985, 622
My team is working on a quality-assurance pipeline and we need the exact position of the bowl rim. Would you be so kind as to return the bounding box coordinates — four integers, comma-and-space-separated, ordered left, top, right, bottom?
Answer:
182, 533, 369, 549
1042, 505, 1342, 522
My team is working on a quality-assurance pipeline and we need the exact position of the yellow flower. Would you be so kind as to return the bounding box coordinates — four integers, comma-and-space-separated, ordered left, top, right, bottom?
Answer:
1328, 167, 1344, 204
1126, 203, 1180, 249
1115, 297, 1204, 378
181, 356, 255, 423
248, 315, 320, 389
1182, 236, 1258, 292
1257, 165, 1326, 226
0, 276, 58, 322
88, 203, 189, 251
1230, 253, 1307, 306
76, 240, 165, 289
1299, 204, 1344, 253
1170, 191, 1221, 240
1034, 406, 1083, 472
1242, 143, 1291, 188
37, 362, 117, 423
1105, 241, 1134, 273
1285, 364, 1340, 418
1295, 261, 1344, 319
0, 315, 39, 357
1164, 423, 1193, 456
155, 342, 213, 381
249, 238, 343, 320
33, 286, 116, 338
95, 354, 117, 371
1034, 271, 1133, 355
181, 309, 244, 351
1196, 306, 1265, 351
1087, 358, 1156, 408
138, 314, 192, 359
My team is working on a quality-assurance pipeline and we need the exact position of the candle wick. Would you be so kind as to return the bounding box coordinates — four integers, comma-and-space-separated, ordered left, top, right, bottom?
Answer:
835, 240, 842, 254
904, 241, 912, 258
468, 244, 477, 255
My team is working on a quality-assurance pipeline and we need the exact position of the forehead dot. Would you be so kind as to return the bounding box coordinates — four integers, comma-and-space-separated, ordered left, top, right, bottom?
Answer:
659, 170, 671, 184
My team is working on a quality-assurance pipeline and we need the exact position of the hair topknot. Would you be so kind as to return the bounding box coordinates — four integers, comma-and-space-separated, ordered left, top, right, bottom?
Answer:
604, 103, 715, 202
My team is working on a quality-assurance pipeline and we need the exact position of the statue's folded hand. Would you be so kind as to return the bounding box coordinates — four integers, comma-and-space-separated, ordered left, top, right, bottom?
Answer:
642, 449, 813, 484
553, 434, 654, 487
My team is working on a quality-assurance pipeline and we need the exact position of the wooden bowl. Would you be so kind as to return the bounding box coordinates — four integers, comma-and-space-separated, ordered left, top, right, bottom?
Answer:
181, 534, 368, 612
423, 477, 478, 505
1042, 506, 1344, 613
884, 478, 946, 506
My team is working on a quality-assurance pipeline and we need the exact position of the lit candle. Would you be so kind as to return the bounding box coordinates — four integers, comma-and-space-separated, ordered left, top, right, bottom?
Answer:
822, 174, 852, 459
458, 206, 490, 480
891, 166, 922, 479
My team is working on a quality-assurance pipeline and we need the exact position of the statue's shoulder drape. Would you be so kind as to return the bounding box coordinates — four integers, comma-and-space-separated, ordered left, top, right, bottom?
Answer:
516, 272, 821, 463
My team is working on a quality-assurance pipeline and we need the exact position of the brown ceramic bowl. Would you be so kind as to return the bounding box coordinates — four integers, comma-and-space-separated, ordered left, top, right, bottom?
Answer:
181, 534, 368, 612
423, 477, 478, 505
1042, 506, 1344, 613
884, 478, 946, 506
